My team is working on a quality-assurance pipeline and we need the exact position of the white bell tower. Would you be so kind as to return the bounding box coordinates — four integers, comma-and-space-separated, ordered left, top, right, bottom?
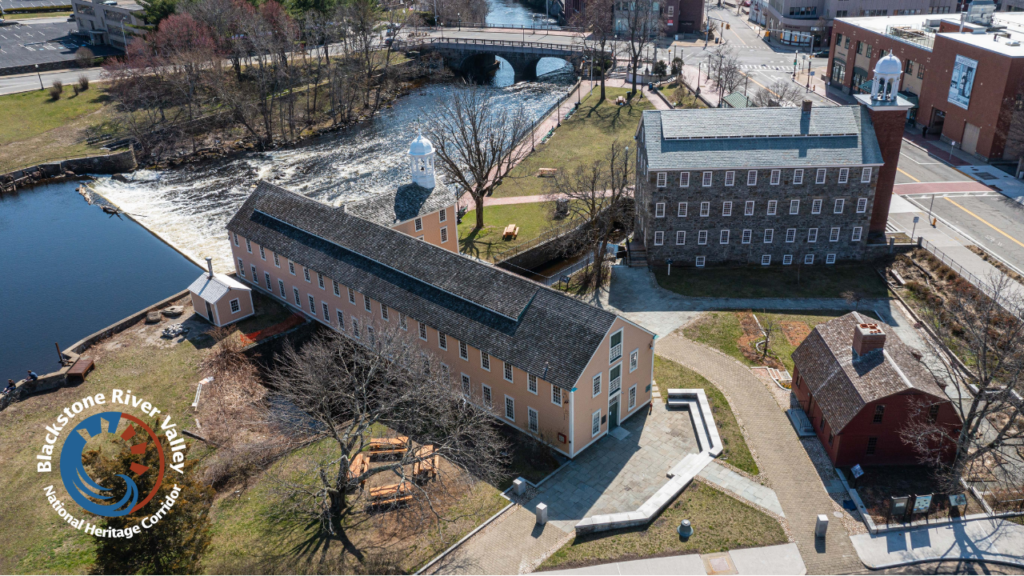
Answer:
870, 51, 903, 102
408, 131, 436, 189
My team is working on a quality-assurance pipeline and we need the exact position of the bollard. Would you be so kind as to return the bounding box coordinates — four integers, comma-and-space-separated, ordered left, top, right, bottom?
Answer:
513, 477, 526, 496
815, 514, 829, 538
536, 503, 548, 525
677, 519, 693, 539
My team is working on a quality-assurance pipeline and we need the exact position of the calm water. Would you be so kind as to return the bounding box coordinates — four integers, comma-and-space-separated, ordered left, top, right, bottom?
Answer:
0, 182, 200, 381
486, 0, 557, 27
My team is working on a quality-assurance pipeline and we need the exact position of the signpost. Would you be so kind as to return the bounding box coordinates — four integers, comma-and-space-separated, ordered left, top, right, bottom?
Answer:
949, 493, 968, 518
913, 494, 933, 516
889, 496, 910, 524
850, 464, 864, 488
911, 215, 920, 239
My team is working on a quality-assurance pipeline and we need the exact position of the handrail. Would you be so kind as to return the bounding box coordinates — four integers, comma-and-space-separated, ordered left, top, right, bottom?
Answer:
917, 237, 1020, 315
394, 37, 585, 53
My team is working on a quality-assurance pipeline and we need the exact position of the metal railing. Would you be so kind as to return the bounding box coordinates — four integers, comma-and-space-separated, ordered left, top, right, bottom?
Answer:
394, 37, 585, 53
434, 22, 581, 32
917, 237, 1017, 313
885, 25, 935, 50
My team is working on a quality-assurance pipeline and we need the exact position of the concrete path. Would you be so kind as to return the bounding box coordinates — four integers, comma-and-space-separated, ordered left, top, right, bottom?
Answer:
545, 543, 806, 575
851, 518, 1024, 570
697, 461, 785, 518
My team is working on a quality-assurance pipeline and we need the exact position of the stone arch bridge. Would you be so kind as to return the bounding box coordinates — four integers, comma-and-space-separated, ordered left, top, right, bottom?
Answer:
395, 38, 606, 82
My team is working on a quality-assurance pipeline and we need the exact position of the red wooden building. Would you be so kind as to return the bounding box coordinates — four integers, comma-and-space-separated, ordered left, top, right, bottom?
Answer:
791, 312, 961, 467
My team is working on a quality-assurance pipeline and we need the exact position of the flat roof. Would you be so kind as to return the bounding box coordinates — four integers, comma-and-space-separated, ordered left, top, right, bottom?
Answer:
837, 13, 1024, 57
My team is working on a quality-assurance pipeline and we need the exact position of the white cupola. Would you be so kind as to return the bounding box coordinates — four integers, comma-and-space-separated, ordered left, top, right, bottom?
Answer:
871, 52, 903, 102
408, 131, 436, 189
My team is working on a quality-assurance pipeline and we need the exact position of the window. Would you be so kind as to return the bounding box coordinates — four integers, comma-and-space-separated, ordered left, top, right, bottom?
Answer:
230, 298, 240, 313
720, 229, 730, 244
251, 265, 257, 282
722, 201, 732, 217
419, 322, 427, 341
812, 199, 822, 214
679, 172, 690, 187
592, 410, 601, 437
783, 254, 793, 265
482, 384, 492, 408
353, 318, 360, 338
816, 168, 826, 184
245, 238, 252, 253
629, 384, 637, 409
698, 230, 708, 245
459, 341, 468, 360
381, 305, 389, 321
834, 199, 845, 214
303, 267, 310, 283
364, 294, 372, 312
724, 171, 735, 186
399, 313, 408, 330
789, 199, 800, 215
503, 362, 513, 383
505, 396, 515, 421
528, 407, 539, 433
630, 349, 639, 372
481, 351, 490, 371
804, 254, 815, 265
830, 227, 840, 242
333, 280, 340, 296
654, 231, 664, 246
308, 295, 316, 315
866, 437, 878, 455
856, 198, 868, 213
592, 373, 601, 396
696, 256, 706, 267
656, 172, 667, 187
826, 253, 837, 264
676, 231, 686, 245
808, 228, 818, 243
928, 405, 940, 423
610, 330, 623, 363
289, 261, 296, 275
259, 245, 266, 260
317, 273, 324, 289
609, 364, 622, 395
767, 200, 777, 216
655, 202, 665, 218
838, 168, 849, 184
745, 201, 755, 216
273, 253, 280, 268
742, 229, 752, 244
293, 287, 300, 306
852, 227, 863, 242
552, 385, 562, 406
278, 279, 285, 298
414, 217, 423, 231
439, 208, 447, 223
764, 229, 774, 243
747, 170, 757, 186
677, 202, 688, 217
873, 405, 885, 423
828, 430, 834, 446
785, 228, 797, 243
440, 227, 449, 243
761, 254, 771, 266
793, 169, 804, 185
702, 171, 713, 187
861, 167, 872, 183
337, 309, 345, 329
348, 287, 355, 304
322, 302, 330, 321
770, 169, 781, 185
238, 258, 246, 278
438, 332, 447, 350
700, 202, 710, 217
461, 374, 471, 397
264, 272, 271, 290
233, 232, 239, 246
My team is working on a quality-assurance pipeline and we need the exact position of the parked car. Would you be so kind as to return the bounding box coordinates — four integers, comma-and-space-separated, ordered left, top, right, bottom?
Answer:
814, 50, 829, 58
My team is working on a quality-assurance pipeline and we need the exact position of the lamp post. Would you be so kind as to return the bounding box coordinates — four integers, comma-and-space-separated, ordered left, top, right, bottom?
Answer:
35, 64, 42, 90
458, 12, 460, 31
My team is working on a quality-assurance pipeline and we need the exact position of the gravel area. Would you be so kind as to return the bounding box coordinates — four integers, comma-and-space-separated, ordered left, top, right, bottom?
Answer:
801, 438, 869, 536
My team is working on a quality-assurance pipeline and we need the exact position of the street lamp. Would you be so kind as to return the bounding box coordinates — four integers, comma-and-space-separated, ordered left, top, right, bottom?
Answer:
458, 12, 460, 31
36, 65, 42, 90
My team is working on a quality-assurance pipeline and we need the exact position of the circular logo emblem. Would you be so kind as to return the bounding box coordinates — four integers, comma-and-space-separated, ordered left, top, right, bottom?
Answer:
59, 412, 166, 517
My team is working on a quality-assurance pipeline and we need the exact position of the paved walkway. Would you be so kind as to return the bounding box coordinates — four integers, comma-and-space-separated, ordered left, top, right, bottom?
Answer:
697, 461, 785, 517
851, 518, 1024, 570
545, 543, 806, 575
655, 334, 862, 574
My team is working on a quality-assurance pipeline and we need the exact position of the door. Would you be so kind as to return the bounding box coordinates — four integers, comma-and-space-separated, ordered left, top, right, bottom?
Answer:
962, 122, 981, 155
205, 301, 215, 324
609, 399, 619, 428
930, 108, 945, 135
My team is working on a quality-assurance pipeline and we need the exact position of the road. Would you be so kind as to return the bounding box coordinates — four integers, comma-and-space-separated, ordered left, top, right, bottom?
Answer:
0, 65, 101, 93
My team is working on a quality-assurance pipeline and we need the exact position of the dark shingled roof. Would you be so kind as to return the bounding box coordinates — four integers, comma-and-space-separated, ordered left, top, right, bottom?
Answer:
791, 312, 948, 433
346, 183, 457, 227
227, 182, 622, 390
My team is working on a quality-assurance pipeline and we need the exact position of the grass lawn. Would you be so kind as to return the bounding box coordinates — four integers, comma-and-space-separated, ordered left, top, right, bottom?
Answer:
0, 85, 112, 174
458, 201, 558, 262
654, 263, 888, 299
490, 87, 654, 199
537, 482, 786, 571
654, 357, 758, 476
658, 82, 707, 109
8, 11, 73, 18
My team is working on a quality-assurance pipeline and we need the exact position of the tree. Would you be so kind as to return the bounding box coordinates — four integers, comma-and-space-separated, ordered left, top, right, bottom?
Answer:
153, 13, 218, 152
619, 0, 663, 95
705, 44, 742, 99
266, 325, 508, 536
900, 274, 1024, 496
137, 0, 177, 26
86, 434, 215, 574
671, 56, 683, 77
427, 86, 532, 230
751, 79, 803, 107
757, 311, 779, 362
571, 0, 615, 101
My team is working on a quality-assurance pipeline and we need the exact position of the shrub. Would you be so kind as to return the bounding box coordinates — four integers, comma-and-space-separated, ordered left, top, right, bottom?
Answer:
72, 84, 79, 96
75, 47, 94, 69
47, 83, 62, 101
77, 74, 89, 91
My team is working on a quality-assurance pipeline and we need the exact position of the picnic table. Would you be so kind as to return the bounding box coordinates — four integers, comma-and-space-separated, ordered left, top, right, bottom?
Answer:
368, 436, 409, 457
537, 168, 557, 178
368, 481, 412, 508
502, 224, 520, 240
349, 453, 369, 486
66, 357, 94, 383
413, 446, 439, 481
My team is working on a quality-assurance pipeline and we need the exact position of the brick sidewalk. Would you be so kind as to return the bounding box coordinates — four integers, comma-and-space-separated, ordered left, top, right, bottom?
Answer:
655, 334, 863, 575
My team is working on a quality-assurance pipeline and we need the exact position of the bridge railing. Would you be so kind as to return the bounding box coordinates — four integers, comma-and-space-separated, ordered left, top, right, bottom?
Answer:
430, 22, 586, 33
393, 37, 586, 53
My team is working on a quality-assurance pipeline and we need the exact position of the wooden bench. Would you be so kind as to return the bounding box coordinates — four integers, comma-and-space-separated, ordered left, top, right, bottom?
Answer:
502, 224, 520, 240
66, 357, 94, 383
413, 446, 439, 481
349, 453, 369, 486
368, 481, 413, 508
537, 168, 558, 178
368, 436, 409, 457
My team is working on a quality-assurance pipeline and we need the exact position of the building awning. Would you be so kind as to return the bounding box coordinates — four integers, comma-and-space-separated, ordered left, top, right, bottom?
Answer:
898, 91, 919, 108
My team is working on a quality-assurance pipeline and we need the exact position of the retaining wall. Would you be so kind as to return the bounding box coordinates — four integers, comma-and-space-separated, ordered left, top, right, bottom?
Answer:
1, 148, 136, 191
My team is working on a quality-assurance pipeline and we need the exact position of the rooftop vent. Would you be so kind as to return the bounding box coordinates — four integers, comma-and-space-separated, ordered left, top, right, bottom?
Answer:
853, 323, 886, 356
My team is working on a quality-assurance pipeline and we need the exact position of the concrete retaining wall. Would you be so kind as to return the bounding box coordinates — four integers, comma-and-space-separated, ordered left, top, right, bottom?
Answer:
1, 148, 137, 191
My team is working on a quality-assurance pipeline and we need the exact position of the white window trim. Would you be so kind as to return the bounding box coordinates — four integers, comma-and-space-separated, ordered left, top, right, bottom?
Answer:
852, 227, 863, 242
696, 256, 706, 267
698, 230, 708, 245
293, 287, 300, 306
414, 217, 423, 231
764, 229, 774, 243
816, 168, 827, 184
528, 373, 538, 395
333, 280, 340, 297
838, 167, 849, 184
278, 279, 285, 298
629, 348, 639, 373
747, 170, 757, 186
835, 199, 845, 214
656, 172, 667, 187
419, 322, 428, 341
438, 332, 447, 351
702, 171, 713, 187
725, 171, 735, 186
805, 254, 815, 265
245, 238, 252, 253
528, 407, 539, 433
794, 168, 804, 185
742, 229, 752, 244
629, 384, 637, 410
364, 294, 372, 312
238, 258, 245, 278
289, 261, 296, 276
273, 253, 280, 268
308, 294, 316, 315
720, 229, 730, 244
592, 409, 602, 437
722, 201, 732, 217
830, 227, 841, 242
790, 199, 800, 215
317, 272, 324, 289
811, 199, 822, 215
783, 254, 793, 265
679, 172, 690, 187
440, 226, 449, 243
861, 166, 872, 183
336, 309, 345, 330
610, 328, 623, 363
552, 384, 562, 406
770, 169, 781, 185
481, 351, 491, 371
259, 245, 266, 260
348, 287, 355, 303
808, 228, 818, 243
677, 202, 687, 217
482, 384, 492, 408
233, 232, 239, 246
229, 298, 240, 313
761, 254, 771, 266
592, 373, 602, 398
655, 202, 666, 218
767, 200, 777, 216
676, 231, 686, 245
744, 201, 754, 216
856, 198, 868, 213
653, 231, 664, 246
826, 253, 837, 264
505, 395, 515, 422
303, 267, 311, 283
459, 341, 468, 360
461, 373, 471, 397
785, 228, 797, 243
700, 202, 710, 217
503, 362, 514, 383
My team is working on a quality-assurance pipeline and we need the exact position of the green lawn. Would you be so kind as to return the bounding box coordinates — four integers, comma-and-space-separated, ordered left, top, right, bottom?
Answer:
490, 87, 654, 199
538, 482, 786, 571
654, 263, 888, 299
654, 357, 758, 475
458, 201, 558, 262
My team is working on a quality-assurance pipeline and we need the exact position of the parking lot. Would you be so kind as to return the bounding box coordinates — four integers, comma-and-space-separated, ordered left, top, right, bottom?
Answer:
0, 21, 118, 72
1, 0, 69, 10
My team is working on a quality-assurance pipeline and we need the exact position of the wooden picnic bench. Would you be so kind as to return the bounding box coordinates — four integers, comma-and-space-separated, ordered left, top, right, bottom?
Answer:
502, 224, 520, 240
368, 481, 413, 508
349, 453, 369, 486
537, 168, 557, 178
66, 357, 94, 383
368, 436, 409, 457
413, 446, 439, 481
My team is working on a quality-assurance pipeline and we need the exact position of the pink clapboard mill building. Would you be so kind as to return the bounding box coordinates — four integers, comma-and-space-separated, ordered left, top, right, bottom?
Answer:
188, 257, 254, 327
207, 135, 658, 458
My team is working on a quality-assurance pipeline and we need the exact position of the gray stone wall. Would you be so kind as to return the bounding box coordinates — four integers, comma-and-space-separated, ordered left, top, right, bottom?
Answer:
635, 166, 876, 267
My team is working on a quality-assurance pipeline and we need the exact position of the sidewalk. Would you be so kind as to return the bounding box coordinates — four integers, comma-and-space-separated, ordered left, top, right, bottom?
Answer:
851, 518, 1024, 569
546, 543, 806, 575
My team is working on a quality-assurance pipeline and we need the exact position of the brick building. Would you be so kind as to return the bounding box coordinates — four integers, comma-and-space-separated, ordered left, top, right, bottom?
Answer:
613, 0, 704, 37
829, 10, 1024, 163
791, 313, 961, 466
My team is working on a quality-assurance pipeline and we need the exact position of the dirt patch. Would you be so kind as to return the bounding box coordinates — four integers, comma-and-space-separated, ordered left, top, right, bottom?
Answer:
780, 322, 812, 347
848, 466, 963, 525
736, 312, 786, 370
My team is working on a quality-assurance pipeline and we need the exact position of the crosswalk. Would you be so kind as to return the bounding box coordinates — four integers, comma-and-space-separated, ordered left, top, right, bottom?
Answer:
740, 64, 794, 71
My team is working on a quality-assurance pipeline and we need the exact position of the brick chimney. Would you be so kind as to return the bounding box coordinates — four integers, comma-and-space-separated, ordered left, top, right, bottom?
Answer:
801, 99, 812, 114
852, 323, 886, 356
206, 257, 214, 279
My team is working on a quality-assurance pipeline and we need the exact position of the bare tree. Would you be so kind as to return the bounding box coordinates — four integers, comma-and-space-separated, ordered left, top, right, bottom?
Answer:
756, 311, 779, 362
751, 79, 803, 107
900, 274, 1024, 496
620, 0, 663, 96
705, 44, 743, 99
266, 325, 508, 537
427, 86, 532, 230
571, 0, 615, 102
